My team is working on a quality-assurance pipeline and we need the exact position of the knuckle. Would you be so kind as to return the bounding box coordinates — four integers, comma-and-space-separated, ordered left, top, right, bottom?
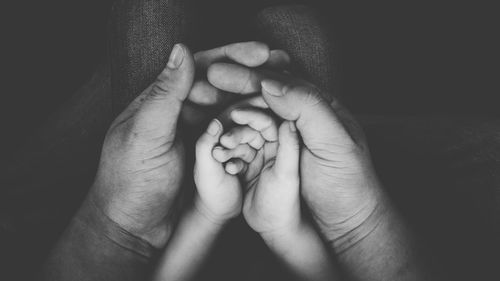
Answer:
206, 64, 224, 85
149, 82, 171, 99
242, 148, 252, 158
196, 135, 211, 150
302, 86, 323, 105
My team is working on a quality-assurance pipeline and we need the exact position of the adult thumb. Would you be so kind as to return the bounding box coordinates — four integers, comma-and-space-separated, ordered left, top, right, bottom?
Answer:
261, 79, 354, 154
133, 44, 195, 142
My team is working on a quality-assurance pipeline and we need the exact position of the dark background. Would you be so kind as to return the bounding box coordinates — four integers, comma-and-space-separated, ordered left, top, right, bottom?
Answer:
0, 0, 498, 280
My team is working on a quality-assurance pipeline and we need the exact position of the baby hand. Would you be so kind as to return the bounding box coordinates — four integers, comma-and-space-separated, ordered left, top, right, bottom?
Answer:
193, 119, 246, 225
214, 108, 302, 235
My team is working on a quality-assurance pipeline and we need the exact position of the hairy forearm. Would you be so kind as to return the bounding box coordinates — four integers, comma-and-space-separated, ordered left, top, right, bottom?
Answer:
42, 199, 156, 281
261, 220, 341, 281
152, 202, 225, 281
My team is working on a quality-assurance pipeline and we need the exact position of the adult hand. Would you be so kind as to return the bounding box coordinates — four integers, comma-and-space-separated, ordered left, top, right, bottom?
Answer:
258, 77, 429, 281
182, 42, 290, 127
259, 78, 383, 248
87, 44, 195, 249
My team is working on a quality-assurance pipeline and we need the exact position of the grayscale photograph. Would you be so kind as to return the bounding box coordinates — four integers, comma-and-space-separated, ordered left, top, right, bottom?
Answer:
1, 0, 498, 280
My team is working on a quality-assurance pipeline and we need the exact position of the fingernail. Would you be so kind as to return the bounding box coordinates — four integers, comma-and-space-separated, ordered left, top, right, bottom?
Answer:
226, 162, 237, 174
207, 119, 221, 136
289, 121, 297, 132
212, 146, 225, 160
261, 80, 284, 96
167, 44, 185, 69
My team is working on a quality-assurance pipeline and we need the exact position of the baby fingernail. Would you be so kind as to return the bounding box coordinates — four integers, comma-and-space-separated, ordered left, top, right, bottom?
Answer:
226, 163, 237, 174
212, 146, 224, 158
289, 121, 297, 132
207, 119, 221, 136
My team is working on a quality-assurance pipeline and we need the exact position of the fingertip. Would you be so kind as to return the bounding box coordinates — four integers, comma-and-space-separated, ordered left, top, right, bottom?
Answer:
206, 119, 222, 137
189, 80, 224, 105
207, 63, 260, 94
151, 43, 195, 102
240, 41, 270, 67
206, 63, 223, 87
261, 79, 285, 97
220, 134, 237, 149
266, 49, 291, 70
167, 43, 186, 70
212, 146, 227, 162
225, 162, 238, 175
225, 160, 246, 175
248, 135, 265, 150
167, 43, 194, 73
196, 120, 222, 159
230, 110, 243, 122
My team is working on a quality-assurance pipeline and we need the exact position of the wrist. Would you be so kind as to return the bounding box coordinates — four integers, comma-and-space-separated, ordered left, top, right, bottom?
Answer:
323, 193, 392, 254
310, 170, 392, 253
76, 196, 158, 259
259, 218, 306, 245
193, 196, 236, 227
87, 182, 176, 249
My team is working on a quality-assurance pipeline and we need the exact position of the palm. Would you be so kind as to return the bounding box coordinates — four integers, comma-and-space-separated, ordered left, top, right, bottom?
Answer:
243, 162, 281, 232
299, 142, 379, 233
93, 121, 186, 235
242, 141, 298, 233
194, 154, 242, 221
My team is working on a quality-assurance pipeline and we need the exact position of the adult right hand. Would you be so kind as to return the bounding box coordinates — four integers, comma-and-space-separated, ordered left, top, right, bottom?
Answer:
259, 78, 383, 248
259, 77, 428, 281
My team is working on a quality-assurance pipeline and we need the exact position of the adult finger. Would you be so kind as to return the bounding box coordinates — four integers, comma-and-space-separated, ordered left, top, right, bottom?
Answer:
261, 79, 354, 154
190, 44, 289, 107
207, 63, 292, 95
188, 80, 228, 106
263, 49, 291, 70
194, 41, 270, 70
132, 44, 195, 143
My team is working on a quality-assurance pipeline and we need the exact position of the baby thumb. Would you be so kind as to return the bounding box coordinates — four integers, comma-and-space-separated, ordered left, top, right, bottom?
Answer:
274, 121, 300, 177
